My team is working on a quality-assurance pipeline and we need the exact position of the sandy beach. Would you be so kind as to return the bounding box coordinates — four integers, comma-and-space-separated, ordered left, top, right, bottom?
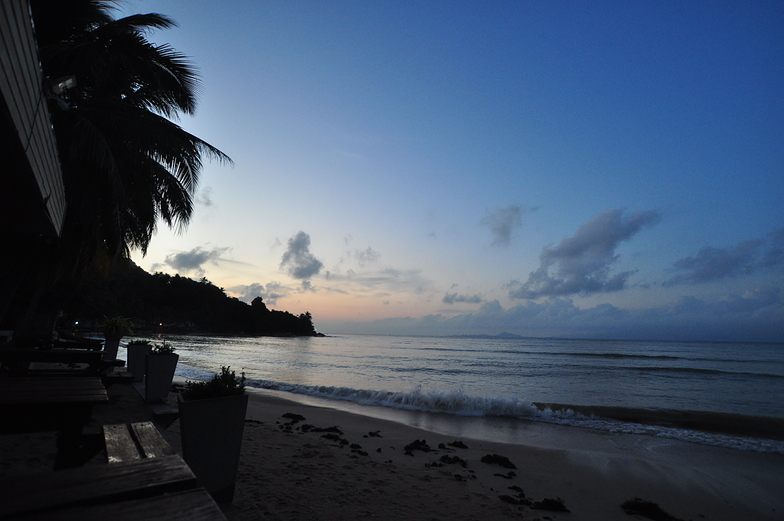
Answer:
2, 382, 782, 521
224, 388, 784, 521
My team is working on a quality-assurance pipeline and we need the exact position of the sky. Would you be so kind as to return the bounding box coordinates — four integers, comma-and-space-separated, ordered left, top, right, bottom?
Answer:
120, 1, 783, 342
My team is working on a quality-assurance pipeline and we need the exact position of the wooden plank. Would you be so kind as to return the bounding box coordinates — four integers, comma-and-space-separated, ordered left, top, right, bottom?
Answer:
103, 424, 141, 463
15, 488, 227, 521
0, 455, 198, 518
131, 421, 176, 459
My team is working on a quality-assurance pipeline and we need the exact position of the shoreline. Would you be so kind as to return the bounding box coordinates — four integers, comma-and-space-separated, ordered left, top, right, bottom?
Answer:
536, 403, 784, 441
234, 387, 784, 520
171, 373, 784, 452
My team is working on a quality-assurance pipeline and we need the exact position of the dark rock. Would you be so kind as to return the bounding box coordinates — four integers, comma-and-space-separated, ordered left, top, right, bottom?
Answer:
281, 413, 306, 423
500, 486, 532, 507
321, 433, 343, 442
439, 455, 468, 468
368, 430, 382, 437
438, 443, 447, 449
376, 448, 382, 453
454, 474, 464, 481
481, 454, 517, 469
448, 441, 468, 449
499, 495, 526, 505
350, 443, 362, 450
620, 498, 685, 521
493, 471, 517, 479
532, 498, 570, 513
404, 439, 431, 452
301, 424, 344, 434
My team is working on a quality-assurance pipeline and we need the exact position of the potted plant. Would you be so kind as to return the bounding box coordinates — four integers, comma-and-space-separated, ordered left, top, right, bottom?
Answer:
144, 340, 178, 403
177, 366, 248, 503
126, 339, 153, 382
102, 316, 133, 361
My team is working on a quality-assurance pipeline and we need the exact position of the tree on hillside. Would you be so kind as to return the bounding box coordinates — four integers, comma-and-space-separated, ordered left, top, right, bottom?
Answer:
30, 0, 231, 277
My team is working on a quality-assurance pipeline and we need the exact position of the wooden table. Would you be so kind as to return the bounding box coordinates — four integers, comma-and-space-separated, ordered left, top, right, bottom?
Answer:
0, 348, 113, 375
0, 455, 226, 520
0, 377, 108, 467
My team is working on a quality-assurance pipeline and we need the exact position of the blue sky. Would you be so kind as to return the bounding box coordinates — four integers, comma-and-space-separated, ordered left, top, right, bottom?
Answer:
122, 1, 783, 341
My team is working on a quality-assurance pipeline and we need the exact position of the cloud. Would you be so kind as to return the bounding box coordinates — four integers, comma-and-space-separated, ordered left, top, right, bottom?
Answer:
442, 293, 483, 304
325, 288, 783, 342
326, 267, 434, 295
280, 231, 323, 280
761, 227, 784, 268
195, 187, 213, 207
509, 209, 661, 299
480, 205, 524, 245
665, 226, 784, 285
157, 246, 230, 277
664, 240, 763, 285
354, 247, 381, 267
230, 281, 289, 306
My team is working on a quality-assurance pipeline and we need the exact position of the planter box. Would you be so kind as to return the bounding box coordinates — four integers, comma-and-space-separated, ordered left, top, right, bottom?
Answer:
177, 392, 248, 503
144, 353, 179, 403
126, 344, 152, 382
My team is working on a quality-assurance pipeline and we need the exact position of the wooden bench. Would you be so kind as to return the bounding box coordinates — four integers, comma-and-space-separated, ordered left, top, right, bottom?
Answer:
0, 377, 109, 468
0, 347, 125, 377
13, 487, 228, 520
103, 421, 176, 463
1, 422, 226, 520
0, 456, 195, 517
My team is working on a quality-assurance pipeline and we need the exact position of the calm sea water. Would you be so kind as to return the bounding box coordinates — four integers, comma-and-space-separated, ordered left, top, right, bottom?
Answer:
122, 334, 784, 453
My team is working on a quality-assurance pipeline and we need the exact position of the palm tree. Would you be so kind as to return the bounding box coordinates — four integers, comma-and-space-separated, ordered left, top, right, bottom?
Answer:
30, 0, 231, 276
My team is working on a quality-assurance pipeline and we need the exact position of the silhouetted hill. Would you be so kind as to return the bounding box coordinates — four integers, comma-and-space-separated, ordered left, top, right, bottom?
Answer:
45, 261, 318, 336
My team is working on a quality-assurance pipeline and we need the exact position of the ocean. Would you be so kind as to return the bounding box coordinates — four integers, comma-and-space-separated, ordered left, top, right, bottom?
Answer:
122, 334, 784, 454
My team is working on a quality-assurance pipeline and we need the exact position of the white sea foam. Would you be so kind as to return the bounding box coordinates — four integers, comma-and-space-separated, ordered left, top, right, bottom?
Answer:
238, 377, 784, 455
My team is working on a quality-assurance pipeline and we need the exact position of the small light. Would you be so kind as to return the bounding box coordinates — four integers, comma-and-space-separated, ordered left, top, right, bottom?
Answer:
51, 75, 76, 95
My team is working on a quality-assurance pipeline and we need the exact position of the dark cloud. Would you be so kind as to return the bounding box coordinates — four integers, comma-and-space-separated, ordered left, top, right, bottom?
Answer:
664, 240, 763, 285
158, 246, 230, 277
480, 205, 524, 246
665, 226, 784, 286
442, 293, 483, 304
231, 281, 288, 306
509, 209, 661, 299
280, 231, 323, 280
760, 227, 784, 269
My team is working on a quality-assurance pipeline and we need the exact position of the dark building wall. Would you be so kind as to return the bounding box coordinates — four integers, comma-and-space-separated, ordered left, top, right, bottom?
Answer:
0, 0, 66, 335
1, 0, 65, 237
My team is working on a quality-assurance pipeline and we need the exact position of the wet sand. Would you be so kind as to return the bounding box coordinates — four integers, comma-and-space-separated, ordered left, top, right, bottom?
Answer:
231, 388, 784, 520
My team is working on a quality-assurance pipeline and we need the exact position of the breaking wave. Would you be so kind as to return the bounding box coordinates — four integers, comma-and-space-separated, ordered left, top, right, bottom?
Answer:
236, 376, 784, 454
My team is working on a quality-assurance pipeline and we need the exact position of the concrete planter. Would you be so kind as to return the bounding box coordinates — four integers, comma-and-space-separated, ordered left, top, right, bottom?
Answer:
177, 392, 248, 503
126, 343, 153, 382
144, 353, 178, 402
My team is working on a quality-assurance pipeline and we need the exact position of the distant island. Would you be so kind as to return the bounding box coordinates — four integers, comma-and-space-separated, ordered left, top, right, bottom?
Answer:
46, 261, 320, 337
449, 332, 524, 339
